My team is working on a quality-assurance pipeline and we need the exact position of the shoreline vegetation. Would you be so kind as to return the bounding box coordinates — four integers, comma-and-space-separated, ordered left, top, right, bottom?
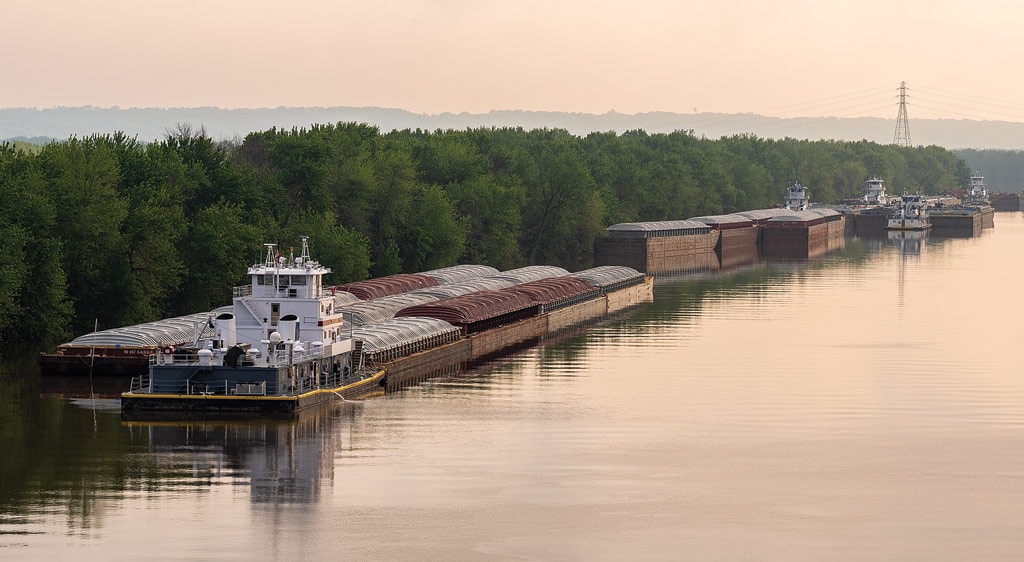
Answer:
1, 123, 969, 351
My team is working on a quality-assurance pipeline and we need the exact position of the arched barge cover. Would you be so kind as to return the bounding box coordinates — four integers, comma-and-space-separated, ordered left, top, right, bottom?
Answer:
420, 264, 500, 285
332, 273, 438, 300
571, 266, 647, 293
410, 277, 514, 299
503, 277, 600, 312
689, 214, 755, 229
486, 265, 569, 285
395, 290, 538, 334
67, 305, 233, 347
343, 293, 439, 326
352, 317, 463, 364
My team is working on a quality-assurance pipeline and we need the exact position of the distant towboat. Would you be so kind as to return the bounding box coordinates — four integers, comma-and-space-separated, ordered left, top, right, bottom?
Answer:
967, 171, 989, 205
886, 194, 932, 231
783, 181, 809, 211
863, 177, 889, 206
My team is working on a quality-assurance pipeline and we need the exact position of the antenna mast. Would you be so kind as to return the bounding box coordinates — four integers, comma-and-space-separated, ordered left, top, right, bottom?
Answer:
893, 81, 912, 147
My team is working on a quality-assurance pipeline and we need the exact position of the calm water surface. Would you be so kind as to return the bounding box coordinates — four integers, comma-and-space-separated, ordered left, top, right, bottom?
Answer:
4, 214, 1024, 561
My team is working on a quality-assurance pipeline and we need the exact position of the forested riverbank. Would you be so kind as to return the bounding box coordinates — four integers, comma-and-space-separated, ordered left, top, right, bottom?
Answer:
0, 123, 969, 350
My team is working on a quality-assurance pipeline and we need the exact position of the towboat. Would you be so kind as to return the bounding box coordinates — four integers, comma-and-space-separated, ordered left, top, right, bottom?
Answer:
886, 194, 932, 231
783, 181, 809, 211
121, 237, 385, 418
863, 177, 889, 206
967, 171, 989, 205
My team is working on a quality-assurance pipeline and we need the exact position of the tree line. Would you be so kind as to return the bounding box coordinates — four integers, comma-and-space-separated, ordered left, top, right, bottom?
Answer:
0, 123, 969, 350
953, 149, 1024, 193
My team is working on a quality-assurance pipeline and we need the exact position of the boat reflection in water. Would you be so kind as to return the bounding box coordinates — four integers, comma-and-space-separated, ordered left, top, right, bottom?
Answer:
887, 228, 928, 256
122, 402, 360, 504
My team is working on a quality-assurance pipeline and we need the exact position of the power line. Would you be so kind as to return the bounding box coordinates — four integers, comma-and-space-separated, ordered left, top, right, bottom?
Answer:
750, 84, 895, 116
913, 84, 1024, 111
672, 81, 1024, 141
910, 91, 1024, 121
911, 101, 1024, 122
676, 91, 897, 133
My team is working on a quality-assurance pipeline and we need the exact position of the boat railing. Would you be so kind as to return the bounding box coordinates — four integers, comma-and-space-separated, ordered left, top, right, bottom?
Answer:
269, 346, 325, 365
131, 377, 281, 396
128, 364, 362, 397
128, 374, 151, 393
184, 380, 273, 396
149, 353, 223, 367
147, 345, 324, 368
233, 283, 333, 299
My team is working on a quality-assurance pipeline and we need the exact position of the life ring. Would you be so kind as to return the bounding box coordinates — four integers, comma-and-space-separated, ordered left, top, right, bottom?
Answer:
162, 346, 175, 355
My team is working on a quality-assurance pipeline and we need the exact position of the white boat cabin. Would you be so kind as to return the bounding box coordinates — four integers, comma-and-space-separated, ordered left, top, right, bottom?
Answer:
863, 177, 889, 206
218, 236, 351, 364
783, 182, 809, 211
968, 172, 988, 201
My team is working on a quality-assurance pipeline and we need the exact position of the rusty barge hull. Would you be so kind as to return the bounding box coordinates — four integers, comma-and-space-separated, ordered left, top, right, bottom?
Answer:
761, 218, 846, 260
379, 277, 654, 391
717, 226, 761, 269
594, 232, 719, 275
38, 346, 154, 377
842, 208, 889, 234
930, 206, 995, 237
598, 211, 849, 274
990, 194, 1022, 212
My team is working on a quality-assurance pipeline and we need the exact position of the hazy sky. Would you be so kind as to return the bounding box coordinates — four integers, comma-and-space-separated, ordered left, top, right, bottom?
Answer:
4, 0, 1023, 121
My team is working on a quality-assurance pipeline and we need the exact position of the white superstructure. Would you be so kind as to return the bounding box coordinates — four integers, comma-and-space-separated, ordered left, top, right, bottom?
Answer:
968, 171, 988, 202
863, 177, 889, 206
225, 236, 352, 365
783, 182, 809, 211
886, 194, 931, 231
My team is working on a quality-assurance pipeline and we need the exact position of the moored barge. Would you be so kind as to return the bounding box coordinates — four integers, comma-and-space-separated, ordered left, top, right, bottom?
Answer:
118, 239, 653, 417
38, 307, 233, 377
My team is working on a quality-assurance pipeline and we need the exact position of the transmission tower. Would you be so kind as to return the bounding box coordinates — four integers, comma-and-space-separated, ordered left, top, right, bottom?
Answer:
893, 81, 912, 146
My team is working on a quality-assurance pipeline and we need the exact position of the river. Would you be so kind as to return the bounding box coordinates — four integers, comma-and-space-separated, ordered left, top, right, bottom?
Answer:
3, 213, 1024, 561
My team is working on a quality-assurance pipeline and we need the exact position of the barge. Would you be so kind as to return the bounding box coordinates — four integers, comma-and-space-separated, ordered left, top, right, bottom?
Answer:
761, 208, 846, 260
595, 194, 849, 273
371, 266, 653, 391
594, 220, 718, 275
119, 239, 654, 417
38, 307, 232, 377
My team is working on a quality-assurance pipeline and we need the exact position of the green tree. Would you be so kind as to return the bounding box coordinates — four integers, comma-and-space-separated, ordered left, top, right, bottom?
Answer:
175, 202, 262, 314
277, 210, 371, 284
399, 184, 468, 272
110, 136, 188, 322
40, 137, 131, 334
446, 174, 525, 269
0, 148, 70, 349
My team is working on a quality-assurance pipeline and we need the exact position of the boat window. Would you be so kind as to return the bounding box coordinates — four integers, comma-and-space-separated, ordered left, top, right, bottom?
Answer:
291, 275, 307, 285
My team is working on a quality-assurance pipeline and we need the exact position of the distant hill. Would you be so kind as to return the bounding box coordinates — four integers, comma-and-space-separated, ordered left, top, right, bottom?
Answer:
5, 106, 1024, 150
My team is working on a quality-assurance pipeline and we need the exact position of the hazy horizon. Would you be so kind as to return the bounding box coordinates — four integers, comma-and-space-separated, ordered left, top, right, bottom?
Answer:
5, 1, 1024, 123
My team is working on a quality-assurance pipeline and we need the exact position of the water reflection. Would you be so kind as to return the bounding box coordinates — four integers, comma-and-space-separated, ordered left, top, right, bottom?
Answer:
0, 361, 134, 539
1, 363, 361, 547
122, 403, 359, 505
38, 374, 131, 399
887, 228, 928, 255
